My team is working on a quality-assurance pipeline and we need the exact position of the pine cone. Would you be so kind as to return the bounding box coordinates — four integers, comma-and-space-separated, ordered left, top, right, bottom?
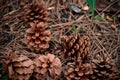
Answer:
3, 49, 34, 80
25, 22, 51, 53
33, 53, 62, 80
62, 35, 90, 61
24, 1, 49, 23
90, 53, 120, 80
64, 61, 93, 80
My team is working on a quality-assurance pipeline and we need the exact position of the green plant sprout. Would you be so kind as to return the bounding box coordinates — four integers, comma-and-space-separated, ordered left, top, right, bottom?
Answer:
72, 24, 83, 34
93, 15, 105, 22
87, 0, 96, 17
72, 24, 77, 34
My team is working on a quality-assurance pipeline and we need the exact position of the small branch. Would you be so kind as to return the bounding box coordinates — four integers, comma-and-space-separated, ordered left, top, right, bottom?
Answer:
50, 15, 84, 27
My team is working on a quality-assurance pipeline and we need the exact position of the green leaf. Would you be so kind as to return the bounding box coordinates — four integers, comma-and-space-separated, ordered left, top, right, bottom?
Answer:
94, 15, 104, 21
72, 24, 77, 33
87, 0, 96, 17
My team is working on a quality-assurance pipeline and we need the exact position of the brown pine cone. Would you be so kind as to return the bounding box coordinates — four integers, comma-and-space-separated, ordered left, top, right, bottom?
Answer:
90, 53, 120, 80
3, 49, 34, 80
24, 1, 49, 23
25, 22, 51, 53
62, 34, 90, 61
64, 61, 93, 80
33, 53, 62, 80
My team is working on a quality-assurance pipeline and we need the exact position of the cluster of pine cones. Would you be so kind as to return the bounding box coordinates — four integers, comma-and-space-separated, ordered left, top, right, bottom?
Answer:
24, 1, 50, 53
2, 0, 120, 80
62, 35, 119, 80
3, 49, 62, 80
3, 35, 120, 80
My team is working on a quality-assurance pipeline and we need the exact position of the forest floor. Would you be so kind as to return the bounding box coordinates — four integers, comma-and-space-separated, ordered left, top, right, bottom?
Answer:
0, 0, 120, 79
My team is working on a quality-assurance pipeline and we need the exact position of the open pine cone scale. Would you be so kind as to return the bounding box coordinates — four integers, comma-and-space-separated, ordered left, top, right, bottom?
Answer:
62, 34, 90, 61
24, 2, 49, 23
3, 50, 34, 80
89, 53, 120, 79
25, 22, 51, 53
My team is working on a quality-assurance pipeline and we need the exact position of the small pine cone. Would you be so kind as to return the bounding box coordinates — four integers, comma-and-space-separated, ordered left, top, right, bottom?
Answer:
62, 34, 90, 61
3, 49, 34, 80
90, 53, 120, 80
25, 22, 51, 53
24, 1, 49, 23
33, 53, 62, 80
64, 61, 93, 80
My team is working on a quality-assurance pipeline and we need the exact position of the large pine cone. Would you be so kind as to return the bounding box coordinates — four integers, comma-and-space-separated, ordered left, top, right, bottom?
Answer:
24, 1, 49, 23
25, 22, 51, 53
62, 35, 90, 61
90, 53, 120, 80
3, 49, 34, 80
63, 34, 92, 80
64, 61, 93, 80
33, 53, 62, 80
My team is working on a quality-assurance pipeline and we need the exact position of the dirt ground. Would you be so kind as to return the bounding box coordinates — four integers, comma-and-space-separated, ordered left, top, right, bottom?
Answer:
0, 0, 120, 79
